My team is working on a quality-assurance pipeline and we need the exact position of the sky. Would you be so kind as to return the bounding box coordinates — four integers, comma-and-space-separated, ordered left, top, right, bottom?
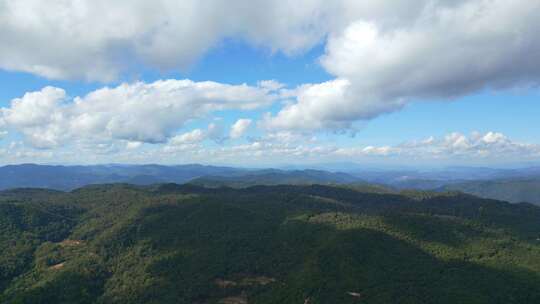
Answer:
0, 0, 539, 167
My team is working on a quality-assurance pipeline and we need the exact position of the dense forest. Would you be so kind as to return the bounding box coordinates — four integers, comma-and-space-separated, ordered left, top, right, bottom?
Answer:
1, 183, 540, 303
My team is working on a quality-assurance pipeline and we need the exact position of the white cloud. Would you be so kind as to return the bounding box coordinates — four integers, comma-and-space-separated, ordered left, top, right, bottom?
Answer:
1, 1, 502, 84
0, 0, 338, 81
209, 131, 540, 164
1, 130, 538, 165
337, 132, 540, 160
156, 123, 227, 153
169, 129, 206, 145
165, 129, 208, 155
126, 141, 143, 150
205, 131, 540, 164
229, 119, 252, 139
257, 80, 286, 91
323, 2, 540, 98
163, 133, 203, 154
0, 79, 279, 148
264, 0, 540, 131
1, 0, 540, 151
263, 78, 405, 131
0, 87, 69, 148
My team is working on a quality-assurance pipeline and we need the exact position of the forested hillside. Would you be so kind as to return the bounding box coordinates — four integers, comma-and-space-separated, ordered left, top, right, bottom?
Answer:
1, 184, 540, 303
188, 169, 360, 188
442, 178, 540, 205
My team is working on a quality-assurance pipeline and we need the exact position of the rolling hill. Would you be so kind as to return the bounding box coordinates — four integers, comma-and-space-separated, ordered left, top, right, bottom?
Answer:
442, 178, 540, 205
188, 169, 361, 188
1, 183, 540, 303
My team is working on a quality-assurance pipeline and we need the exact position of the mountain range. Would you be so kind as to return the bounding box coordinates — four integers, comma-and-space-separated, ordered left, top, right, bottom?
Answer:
1, 164, 540, 205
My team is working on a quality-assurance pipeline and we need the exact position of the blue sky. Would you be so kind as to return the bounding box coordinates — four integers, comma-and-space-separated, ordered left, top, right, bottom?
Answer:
0, 0, 539, 167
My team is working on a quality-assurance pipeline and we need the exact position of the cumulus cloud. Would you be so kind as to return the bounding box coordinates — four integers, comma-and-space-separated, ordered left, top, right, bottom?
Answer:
205, 131, 540, 164
193, 131, 540, 165
169, 129, 206, 145
0, 1, 500, 84
0, 0, 338, 81
125, 141, 143, 150
229, 119, 252, 139
264, 0, 540, 131
162, 129, 205, 154
2, 0, 540, 147
1, 130, 538, 165
263, 78, 406, 131
0, 79, 279, 148
0, 87, 69, 148
336, 132, 540, 160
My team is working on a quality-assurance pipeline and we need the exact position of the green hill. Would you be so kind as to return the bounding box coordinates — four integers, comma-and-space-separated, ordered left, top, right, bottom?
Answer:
1, 184, 540, 303
442, 178, 540, 205
188, 169, 361, 188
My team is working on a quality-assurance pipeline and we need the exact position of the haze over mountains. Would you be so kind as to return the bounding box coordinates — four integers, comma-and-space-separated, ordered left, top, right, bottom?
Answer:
2, 163, 540, 206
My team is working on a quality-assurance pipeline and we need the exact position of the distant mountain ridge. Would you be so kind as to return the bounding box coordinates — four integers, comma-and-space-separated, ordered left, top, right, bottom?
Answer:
0, 164, 246, 190
2, 164, 540, 206
441, 178, 540, 205
0, 164, 364, 191
189, 169, 361, 188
